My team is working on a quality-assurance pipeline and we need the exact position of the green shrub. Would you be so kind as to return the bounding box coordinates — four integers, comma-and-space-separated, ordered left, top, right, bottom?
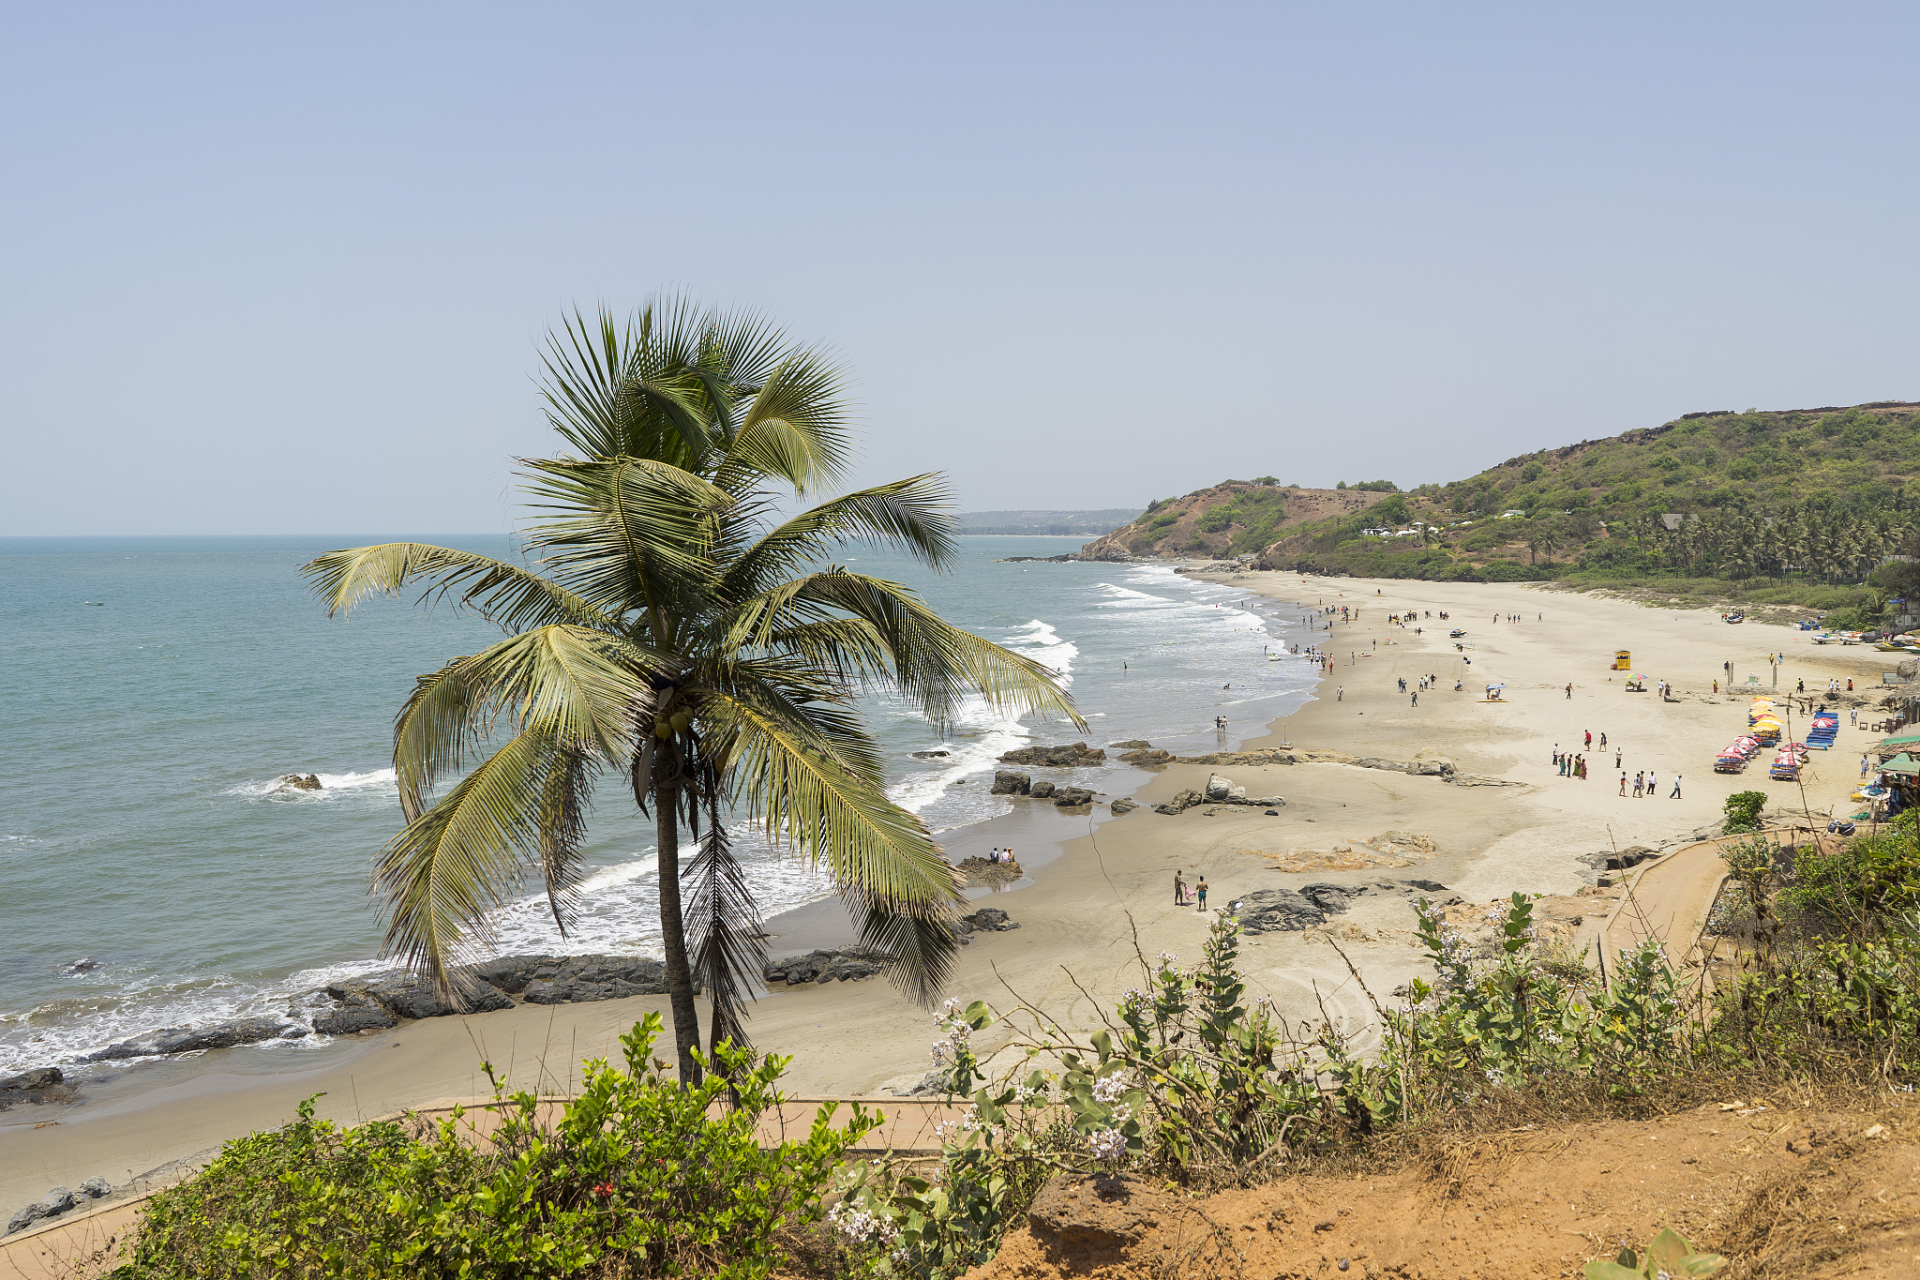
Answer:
1722, 790, 1768, 834
112, 1014, 875, 1280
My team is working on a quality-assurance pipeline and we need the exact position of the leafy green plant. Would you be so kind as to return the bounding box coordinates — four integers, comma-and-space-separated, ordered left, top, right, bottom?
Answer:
1722, 790, 1768, 834
112, 1014, 876, 1280
1584, 1227, 1726, 1278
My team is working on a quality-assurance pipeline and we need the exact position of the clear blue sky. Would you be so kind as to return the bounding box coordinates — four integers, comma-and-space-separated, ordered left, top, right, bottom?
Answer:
4, 3, 1916, 535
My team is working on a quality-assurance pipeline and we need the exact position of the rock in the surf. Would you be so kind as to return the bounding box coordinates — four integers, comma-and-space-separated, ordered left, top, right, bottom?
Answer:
275, 774, 323, 791
85, 1017, 308, 1062
998, 742, 1107, 767
990, 770, 1032, 795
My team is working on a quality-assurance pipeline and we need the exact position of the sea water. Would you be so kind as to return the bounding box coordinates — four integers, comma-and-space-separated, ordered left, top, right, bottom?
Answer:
0, 535, 1323, 1078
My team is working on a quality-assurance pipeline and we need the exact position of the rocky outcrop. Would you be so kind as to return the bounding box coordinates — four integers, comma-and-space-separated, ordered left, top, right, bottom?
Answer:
991, 770, 1032, 795
0, 1067, 74, 1111
955, 855, 1023, 887
275, 773, 322, 791
1153, 789, 1204, 814
1110, 797, 1138, 815
764, 948, 887, 986
1156, 776, 1284, 812
1118, 747, 1173, 766
1052, 786, 1095, 807
1108, 740, 1151, 750
911, 749, 951, 759
1234, 880, 1445, 933
1576, 845, 1663, 884
963, 907, 1020, 932
1030, 780, 1056, 799
85, 1017, 308, 1063
6, 1178, 112, 1236
999, 742, 1107, 767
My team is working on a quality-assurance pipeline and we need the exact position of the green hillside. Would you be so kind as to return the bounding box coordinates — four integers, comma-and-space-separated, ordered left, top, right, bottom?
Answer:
1085, 401, 1920, 626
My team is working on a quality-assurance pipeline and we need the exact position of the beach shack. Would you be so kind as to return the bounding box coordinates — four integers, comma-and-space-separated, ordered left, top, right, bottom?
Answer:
1614, 650, 1631, 670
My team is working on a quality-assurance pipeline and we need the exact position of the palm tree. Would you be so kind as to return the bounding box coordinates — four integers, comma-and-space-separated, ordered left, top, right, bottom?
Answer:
303, 300, 1080, 1082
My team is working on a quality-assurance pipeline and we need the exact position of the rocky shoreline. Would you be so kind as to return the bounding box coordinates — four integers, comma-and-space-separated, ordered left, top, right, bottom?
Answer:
11, 918, 1027, 1096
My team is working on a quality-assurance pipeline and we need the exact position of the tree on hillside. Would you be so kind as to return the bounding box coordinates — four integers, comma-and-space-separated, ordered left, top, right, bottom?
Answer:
303, 299, 1080, 1083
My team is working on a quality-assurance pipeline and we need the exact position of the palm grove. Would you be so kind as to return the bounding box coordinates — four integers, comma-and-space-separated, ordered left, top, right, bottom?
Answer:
304, 300, 1079, 1082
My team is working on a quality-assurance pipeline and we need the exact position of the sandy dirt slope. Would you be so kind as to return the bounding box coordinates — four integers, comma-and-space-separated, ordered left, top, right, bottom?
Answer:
967, 1100, 1920, 1279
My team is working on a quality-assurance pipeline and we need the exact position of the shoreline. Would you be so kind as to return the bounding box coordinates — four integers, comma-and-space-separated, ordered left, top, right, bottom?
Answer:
6, 568, 1906, 1218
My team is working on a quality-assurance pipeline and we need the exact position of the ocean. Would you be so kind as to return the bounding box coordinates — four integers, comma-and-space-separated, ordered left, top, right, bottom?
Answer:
0, 535, 1320, 1079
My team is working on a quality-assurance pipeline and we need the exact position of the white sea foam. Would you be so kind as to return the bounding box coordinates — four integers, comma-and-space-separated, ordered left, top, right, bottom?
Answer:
226, 768, 398, 800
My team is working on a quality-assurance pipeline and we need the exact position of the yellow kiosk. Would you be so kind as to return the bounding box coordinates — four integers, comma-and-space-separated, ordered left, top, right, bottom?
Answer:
1614, 650, 1632, 670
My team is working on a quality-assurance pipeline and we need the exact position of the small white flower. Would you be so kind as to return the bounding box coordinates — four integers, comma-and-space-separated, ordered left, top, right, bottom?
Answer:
1087, 1127, 1127, 1161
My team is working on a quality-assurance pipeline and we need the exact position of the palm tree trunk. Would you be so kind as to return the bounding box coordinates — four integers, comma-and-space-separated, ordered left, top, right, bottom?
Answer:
655, 786, 704, 1085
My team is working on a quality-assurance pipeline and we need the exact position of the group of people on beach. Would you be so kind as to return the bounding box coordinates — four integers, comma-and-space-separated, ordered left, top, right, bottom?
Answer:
1172, 871, 1208, 910
987, 846, 1016, 864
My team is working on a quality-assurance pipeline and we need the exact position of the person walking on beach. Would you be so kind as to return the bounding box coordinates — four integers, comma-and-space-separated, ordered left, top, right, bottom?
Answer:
1565, 683, 1573, 699
1599, 732, 1606, 748
1174, 871, 1187, 904
1337, 686, 1344, 701
1619, 772, 1628, 795
1410, 690, 1417, 706
1195, 877, 1208, 911
1615, 748, 1622, 769
1584, 730, 1592, 749
1633, 771, 1644, 797
1646, 770, 1658, 798
1670, 774, 1682, 799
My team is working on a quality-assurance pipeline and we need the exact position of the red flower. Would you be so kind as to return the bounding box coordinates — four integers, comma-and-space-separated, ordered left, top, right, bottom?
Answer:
593, 1181, 617, 1199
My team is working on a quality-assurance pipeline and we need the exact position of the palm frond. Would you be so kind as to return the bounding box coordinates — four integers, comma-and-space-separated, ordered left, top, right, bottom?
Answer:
519, 457, 729, 621
702, 686, 960, 1007
772, 570, 1086, 732
854, 900, 962, 1006
713, 350, 855, 495
375, 728, 569, 998
682, 814, 765, 1056
720, 477, 959, 605
389, 624, 653, 819
301, 542, 615, 632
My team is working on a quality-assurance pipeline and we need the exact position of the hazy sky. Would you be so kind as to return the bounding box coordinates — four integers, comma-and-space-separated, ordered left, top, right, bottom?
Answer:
4, 3, 1916, 536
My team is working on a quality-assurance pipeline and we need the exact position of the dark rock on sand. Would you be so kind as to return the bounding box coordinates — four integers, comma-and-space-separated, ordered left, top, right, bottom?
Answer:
1053, 786, 1095, 807
1029, 780, 1056, 799
312, 1003, 399, 1036
1110, 797, 1138, 815
990, 770, 1032, 795
1118, 747, 1174, 766
0, 1067, 75, 1110
512, 956, 670, 1005
86, 1017, 307, 1062
955, 855, 1022, 888
1575, 845, 1662, 882
999, 742, 1107, 767
0, 1067, 62, 1094
1234, 889, 1327, 933
1299, 883, 1366, 915
764, 947, 890, 985
962, 907, 1020, 932
1153, 789, 1203, 815
5, 1179, 111, 1236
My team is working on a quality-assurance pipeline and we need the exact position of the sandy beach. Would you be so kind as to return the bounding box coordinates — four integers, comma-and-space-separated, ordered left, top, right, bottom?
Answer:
4, 571, 1906, 1218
